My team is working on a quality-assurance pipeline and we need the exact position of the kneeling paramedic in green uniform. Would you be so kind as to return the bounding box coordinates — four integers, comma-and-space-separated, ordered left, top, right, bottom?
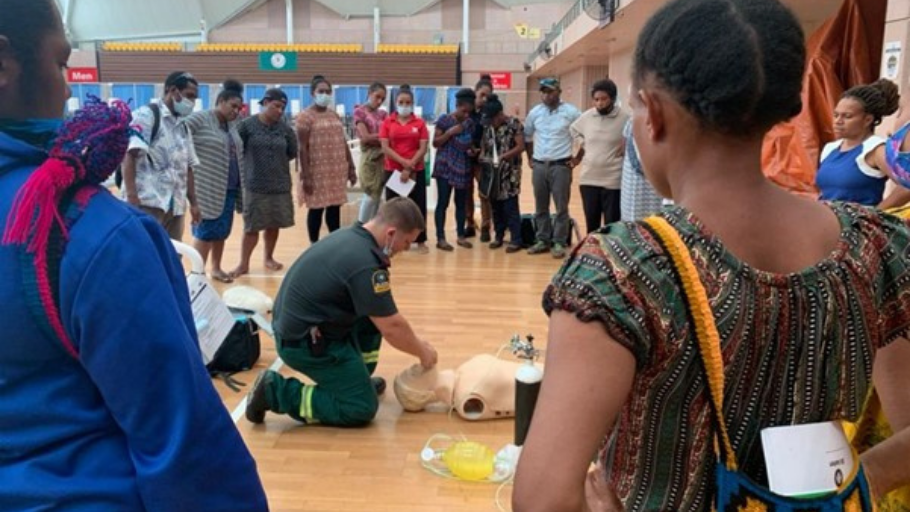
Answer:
246, 197, 438, 426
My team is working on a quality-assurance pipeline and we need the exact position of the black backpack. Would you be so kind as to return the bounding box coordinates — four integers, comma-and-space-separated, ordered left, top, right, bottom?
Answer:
114, 102, 161, 189
206, 317, 262, 391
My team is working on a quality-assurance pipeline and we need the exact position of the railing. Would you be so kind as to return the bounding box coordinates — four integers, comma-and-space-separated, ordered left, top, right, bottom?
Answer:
102, 41, 182, 52
196, 43, 362, 53
100, 42, 364, 53
525, 0, 618, 65
376, 44, 460, 54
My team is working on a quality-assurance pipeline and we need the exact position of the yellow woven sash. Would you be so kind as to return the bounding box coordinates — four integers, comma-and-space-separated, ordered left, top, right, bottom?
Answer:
643, 215, 737, 470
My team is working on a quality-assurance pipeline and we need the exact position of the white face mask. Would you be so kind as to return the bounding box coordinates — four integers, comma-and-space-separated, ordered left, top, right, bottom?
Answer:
397, 105, 413, 117
174, 94, 195, 116
315, 93, 332, 108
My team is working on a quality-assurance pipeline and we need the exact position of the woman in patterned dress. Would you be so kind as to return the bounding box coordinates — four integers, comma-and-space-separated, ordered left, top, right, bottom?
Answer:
297, 75, 357, 243
355, 82, 388, 222
432, 88, 477, 251
231, 88, 298, 276
513, 0, 910, 510
479, 94, 524, 252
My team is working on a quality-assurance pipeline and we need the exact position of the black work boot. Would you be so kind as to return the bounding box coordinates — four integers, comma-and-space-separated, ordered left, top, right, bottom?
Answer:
371, 376, 387, 396
245, 370, 274, 424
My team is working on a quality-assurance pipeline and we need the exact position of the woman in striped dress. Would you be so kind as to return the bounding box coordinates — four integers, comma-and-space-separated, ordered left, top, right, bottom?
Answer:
184, 80, 244, 282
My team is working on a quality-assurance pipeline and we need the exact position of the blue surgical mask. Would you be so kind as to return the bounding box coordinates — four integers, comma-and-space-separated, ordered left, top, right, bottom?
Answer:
315, 93, 332, 108
0, 117, 64, 149
397, 105, 413, 117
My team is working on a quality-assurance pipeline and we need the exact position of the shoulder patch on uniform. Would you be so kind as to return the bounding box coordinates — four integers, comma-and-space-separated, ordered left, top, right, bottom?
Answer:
372, 269, 391, 294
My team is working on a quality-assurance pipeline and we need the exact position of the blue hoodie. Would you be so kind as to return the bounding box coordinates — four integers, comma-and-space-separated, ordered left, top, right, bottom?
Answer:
0, 132, 268, 511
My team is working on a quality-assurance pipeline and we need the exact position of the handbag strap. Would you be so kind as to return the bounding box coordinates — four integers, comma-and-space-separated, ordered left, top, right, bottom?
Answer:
642, 215, 738, 470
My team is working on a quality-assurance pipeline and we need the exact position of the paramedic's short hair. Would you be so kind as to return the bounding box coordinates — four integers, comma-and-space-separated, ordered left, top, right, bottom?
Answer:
376, 198, 426, 233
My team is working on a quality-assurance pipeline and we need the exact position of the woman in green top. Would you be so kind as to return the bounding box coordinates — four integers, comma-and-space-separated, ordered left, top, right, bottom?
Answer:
513, 0, 910, 510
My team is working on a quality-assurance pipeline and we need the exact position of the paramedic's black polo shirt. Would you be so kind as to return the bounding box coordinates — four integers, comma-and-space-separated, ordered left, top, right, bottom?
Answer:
273, 223, 397, 343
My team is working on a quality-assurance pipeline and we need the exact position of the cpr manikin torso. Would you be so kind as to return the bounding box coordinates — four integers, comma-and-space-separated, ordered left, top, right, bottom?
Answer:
394, 354, 536, 420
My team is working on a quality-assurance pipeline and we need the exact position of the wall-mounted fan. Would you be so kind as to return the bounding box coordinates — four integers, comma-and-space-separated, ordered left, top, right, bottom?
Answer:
536, 40, 553, 60
583, 0, 616, 23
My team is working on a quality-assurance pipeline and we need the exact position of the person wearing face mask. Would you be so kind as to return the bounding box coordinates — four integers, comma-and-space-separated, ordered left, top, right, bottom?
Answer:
0, 1, 268, 509
121, 70, 201, 241
246, 197, 438, 427
569, 78, 629, 233
183, 79, 245, 283
355, 82, 388, 222
297, 74, 357, 243
231, 88, 298, 277
379, 84, 430, 253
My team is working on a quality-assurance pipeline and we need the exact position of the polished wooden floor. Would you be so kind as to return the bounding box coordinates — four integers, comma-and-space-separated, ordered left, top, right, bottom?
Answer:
202, 167, 587, 511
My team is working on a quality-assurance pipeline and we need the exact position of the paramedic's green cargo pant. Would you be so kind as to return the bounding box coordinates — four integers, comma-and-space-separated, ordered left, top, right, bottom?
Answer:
266, 318, 382, 426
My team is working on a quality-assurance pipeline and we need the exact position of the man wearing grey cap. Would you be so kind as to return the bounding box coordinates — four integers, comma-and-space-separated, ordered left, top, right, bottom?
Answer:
524, 77, 581, 258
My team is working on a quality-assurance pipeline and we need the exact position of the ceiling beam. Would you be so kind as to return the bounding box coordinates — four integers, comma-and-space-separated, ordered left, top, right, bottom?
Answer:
205, 0, 270, 32
310, 0, 441, 18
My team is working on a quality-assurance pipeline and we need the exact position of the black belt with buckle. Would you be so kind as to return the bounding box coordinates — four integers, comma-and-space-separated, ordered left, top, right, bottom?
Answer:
533, 158, 571, 166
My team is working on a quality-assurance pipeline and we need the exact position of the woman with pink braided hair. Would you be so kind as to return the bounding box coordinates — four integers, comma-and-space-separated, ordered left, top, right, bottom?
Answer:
0, 1, 267, 510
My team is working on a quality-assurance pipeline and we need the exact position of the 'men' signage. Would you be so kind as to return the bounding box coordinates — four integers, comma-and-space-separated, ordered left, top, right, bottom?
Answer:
67, 67, 99, 83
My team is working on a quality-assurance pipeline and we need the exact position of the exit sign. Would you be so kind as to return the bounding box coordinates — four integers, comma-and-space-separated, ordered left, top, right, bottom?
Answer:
67, 67, 98, 83
486, 72, 512, 90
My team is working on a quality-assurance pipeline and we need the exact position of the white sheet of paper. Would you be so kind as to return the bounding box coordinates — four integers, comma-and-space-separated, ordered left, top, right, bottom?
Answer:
761, 421, 855, 497
385, 170, 416, 197
186, 273, 235, 364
